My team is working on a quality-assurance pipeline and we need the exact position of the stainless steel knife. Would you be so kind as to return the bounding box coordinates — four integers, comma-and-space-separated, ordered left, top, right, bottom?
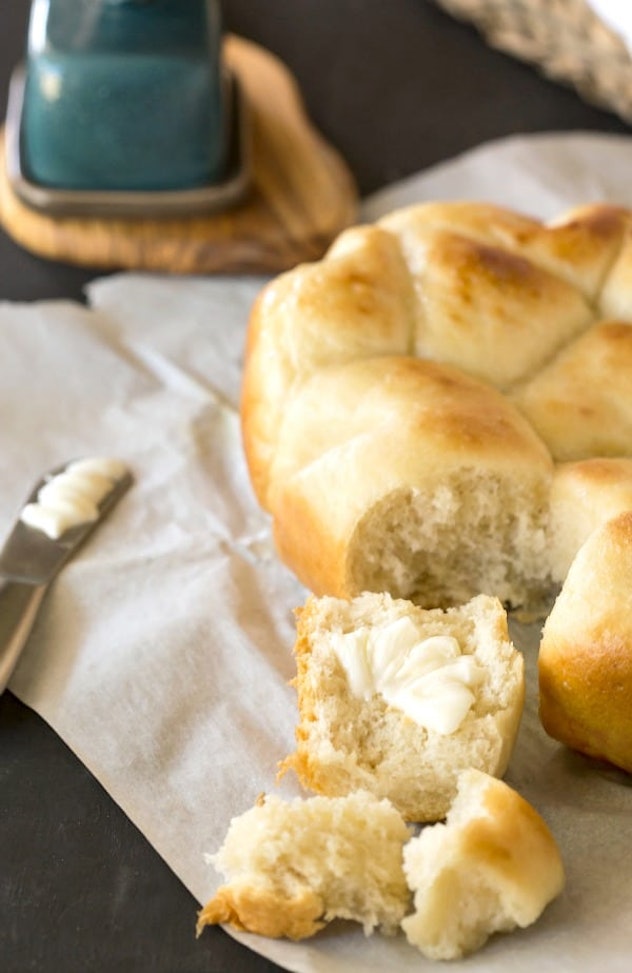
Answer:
0, 460, 132, 692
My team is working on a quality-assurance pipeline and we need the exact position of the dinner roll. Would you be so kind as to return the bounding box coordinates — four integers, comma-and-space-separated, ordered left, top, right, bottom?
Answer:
281, 592, 524, 822
196, 791, 412, 940
269, 355, 554, 610
402, 768, 565, 960
510, 321, 632, 462
539, 511, 632, 773
549, 457, 632, 580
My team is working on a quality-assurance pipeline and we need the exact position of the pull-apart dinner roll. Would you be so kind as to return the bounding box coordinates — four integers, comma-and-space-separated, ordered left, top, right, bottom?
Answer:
281, 592, 524, 822
242, 224, 416, 508
548, 457, 632, 581
269, 356, 554, 610
539, 510, 632, 773
510, 321, 632, 462
241, 200, 632, 614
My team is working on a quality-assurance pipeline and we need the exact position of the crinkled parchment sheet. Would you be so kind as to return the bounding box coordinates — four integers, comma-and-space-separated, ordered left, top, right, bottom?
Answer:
4, 133, 632, 972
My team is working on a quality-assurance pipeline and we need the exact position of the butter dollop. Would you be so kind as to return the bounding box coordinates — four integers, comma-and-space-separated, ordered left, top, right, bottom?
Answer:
329, 616, 485, 734
20, 457, 128, 539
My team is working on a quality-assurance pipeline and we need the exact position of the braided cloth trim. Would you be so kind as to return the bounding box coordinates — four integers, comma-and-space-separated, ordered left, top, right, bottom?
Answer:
433, 0, 632, 124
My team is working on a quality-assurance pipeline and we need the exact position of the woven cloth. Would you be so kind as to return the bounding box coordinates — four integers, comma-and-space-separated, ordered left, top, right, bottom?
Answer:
433, 0, 632, 125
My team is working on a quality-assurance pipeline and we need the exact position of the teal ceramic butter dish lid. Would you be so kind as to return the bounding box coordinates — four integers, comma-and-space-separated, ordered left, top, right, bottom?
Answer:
6, 0, 249, 216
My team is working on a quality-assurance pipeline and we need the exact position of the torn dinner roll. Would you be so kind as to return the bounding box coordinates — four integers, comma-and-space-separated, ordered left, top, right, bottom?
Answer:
281, 592, 524, 822
197, 773, 564, 960
196, 790, 412, 940
401, 768, 565, 960
266, 355, 554, 611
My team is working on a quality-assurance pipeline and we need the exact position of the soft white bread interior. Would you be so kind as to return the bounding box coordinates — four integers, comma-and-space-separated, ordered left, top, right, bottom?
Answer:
241, 201, 632, 614
196, 791, 412, 940
197, 773, 565, 959
539, 510, 632, 773
282, 592, 524, 822
548, 457, 632, 581
401, 768, 565, 960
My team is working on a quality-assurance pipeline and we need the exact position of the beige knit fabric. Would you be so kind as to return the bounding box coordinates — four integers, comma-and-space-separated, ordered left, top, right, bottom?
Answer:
434, 0, 632, 124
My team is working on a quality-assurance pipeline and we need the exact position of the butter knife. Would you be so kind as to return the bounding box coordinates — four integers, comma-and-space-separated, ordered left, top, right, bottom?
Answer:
0, 459, 132, 693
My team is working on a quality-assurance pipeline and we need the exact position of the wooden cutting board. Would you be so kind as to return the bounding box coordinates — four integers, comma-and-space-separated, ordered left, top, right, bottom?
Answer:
0, 35, 358, 274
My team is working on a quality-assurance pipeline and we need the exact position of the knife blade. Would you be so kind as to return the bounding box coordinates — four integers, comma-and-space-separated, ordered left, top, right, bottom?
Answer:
0, 459, 132, 692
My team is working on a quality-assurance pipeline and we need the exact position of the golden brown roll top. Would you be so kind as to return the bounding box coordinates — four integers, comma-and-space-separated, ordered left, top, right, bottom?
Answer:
510, 321, 632, 461
380, 200, 628, 298
379, 204, 594, 390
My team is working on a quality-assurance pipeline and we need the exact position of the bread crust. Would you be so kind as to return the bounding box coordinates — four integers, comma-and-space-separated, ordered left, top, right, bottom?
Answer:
459, 774, 565, 918
539, 511, 632, 772
511, 321, 632, 461
241, 224, 416, 509
381, 201, 628, 298
196, 883, 325, 940
379, 205, 594, 390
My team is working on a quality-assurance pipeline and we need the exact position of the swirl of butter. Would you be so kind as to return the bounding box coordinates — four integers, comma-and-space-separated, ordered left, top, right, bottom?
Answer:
20, 457, 128, 539
329, 615, 485, 734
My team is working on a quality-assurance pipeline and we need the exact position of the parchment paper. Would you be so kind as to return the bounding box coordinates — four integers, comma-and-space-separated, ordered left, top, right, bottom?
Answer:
4, 131, 632, 972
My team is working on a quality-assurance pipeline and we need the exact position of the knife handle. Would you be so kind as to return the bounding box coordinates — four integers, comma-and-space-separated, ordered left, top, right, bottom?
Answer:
0, 577, 47, 693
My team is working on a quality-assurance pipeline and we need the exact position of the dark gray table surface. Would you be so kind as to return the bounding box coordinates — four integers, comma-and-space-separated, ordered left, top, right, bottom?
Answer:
1, 2, 629, 971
